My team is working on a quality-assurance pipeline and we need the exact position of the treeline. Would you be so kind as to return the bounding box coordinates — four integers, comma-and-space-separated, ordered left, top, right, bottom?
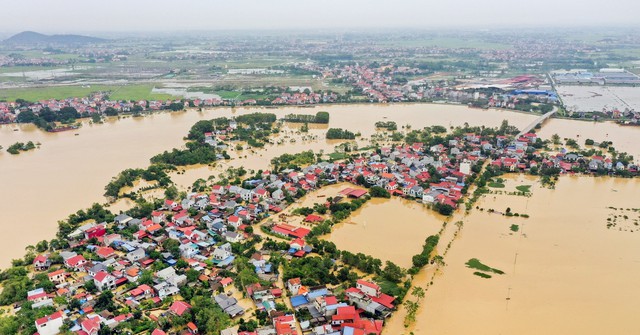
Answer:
369, 186, 391, 198
284, 111, 330, 124
104, 164, 174, 198
235, 113, 277, 125
341, 250, 383, 274
409, 235, 440, 274
16, 107, 80, 131
270, 150, 316, 170
284, 256, 339, 287
151, 141, 223, 166
55, 203, 115, 243
403, 120, 520, 146
326, 128, 356, 139
6, 141, 36, 154
329, 196, 369, 222
375, 121, 397, 131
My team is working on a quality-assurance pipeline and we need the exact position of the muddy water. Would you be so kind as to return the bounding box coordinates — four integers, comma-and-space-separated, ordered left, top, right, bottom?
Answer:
537, 118, 640, 158
388, 176, 640, 335
325, 197, 446, 269
0, 103, 630, 269
269, 183, 364, 228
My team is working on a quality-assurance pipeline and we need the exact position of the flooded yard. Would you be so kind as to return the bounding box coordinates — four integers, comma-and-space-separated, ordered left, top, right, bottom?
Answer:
325, 197, 446, 269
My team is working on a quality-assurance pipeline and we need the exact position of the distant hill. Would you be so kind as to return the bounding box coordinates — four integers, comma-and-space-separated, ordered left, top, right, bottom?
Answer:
3, 31, 107, 45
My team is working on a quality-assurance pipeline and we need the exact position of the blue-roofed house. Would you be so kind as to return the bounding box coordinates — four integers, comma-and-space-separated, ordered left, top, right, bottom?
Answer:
290, 295, 309, 309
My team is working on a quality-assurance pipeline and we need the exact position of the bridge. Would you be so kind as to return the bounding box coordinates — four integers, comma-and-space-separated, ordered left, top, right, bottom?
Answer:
516, 107, 557, 138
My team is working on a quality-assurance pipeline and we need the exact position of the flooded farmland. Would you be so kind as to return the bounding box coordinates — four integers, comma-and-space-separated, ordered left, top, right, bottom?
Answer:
536, 118, 640, 158
325, 197, 446, 269
385, 175, 640, 335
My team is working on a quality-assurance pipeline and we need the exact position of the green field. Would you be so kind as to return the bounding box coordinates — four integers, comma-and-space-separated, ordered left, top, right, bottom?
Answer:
0, 84, 176, 102
328, 152, 349, 160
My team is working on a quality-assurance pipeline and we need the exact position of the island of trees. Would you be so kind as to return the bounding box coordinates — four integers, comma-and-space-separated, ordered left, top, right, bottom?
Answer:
375, 121, 397, 131
6, 141, 37, 155
283, 111, 329, 124
326, 128, 356, 139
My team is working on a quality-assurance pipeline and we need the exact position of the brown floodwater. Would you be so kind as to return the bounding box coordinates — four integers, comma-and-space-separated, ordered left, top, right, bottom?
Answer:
537, 118, 640, 158
325, 197, 446, 269
0, 103, 635, 269
1, 103, 639, 333
384, 176, 640, 335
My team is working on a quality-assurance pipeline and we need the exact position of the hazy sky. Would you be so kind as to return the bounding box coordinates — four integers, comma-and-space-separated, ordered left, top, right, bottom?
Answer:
2, 0, 640, 34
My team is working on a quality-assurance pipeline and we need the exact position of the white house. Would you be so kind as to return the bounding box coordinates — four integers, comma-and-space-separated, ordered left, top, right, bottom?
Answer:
35, 311, 66, 335
93, 271, 117, 292
126, 248, 146, 262
356, 280, 380, 297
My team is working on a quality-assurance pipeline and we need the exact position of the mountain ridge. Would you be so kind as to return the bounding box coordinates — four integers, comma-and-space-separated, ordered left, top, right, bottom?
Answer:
3, 31, 107, 45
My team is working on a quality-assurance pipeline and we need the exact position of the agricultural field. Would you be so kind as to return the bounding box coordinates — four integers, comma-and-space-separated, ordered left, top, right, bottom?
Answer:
0, 83, 175, 101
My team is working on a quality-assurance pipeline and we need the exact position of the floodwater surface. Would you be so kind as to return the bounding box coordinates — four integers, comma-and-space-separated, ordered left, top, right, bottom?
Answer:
384, 176, 640, 335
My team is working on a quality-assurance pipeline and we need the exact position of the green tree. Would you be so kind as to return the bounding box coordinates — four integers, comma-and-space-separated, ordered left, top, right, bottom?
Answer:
382, 261, 405, 283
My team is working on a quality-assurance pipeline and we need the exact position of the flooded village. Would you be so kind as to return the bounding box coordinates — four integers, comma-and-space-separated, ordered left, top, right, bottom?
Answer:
0, 102, 639, 335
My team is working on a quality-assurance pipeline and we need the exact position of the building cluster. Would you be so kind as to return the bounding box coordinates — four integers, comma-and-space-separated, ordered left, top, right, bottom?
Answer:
22, 124, 640, 335
552, 69, 640, 85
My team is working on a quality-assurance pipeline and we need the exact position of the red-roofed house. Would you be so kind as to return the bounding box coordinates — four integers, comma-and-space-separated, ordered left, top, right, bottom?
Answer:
187, 322, 198, 334
129, 284, 154, 300
272, 223, 310, 239
346, 280, 395, 317
169, 301, 192, 316
287, 278, 302, 295
48, 269, 67, 284
220, 277, 233, 287
35, 311, 66, 335
65, 255, 87, 271
33, 254, 51, 271
93, 271, 116, 292
304, 214, 324, 223
273, 315, 297, 335
84, 225, 106, 240
96, 247, 116, 259
227, 215, 242, 229
356, 280, 380, 297
81, 316, 101, 335
332, 306, 359, 326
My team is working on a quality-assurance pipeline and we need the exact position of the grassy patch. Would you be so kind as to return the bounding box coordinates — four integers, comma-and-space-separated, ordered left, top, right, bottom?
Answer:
473, 272, 492, 279
376, 278, 408, 302
465, 258, 504, 275
516, 185, 532, 193
510, 224, 520, 232
328, 152, 349, 160
0, 84, 174, 102
488, 182, 505, 188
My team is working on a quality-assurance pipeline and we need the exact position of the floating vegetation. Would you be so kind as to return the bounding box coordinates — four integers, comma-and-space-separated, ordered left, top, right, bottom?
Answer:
473, 272, 492, 279
466, 258, 505, 276
605, 207, 640, 232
